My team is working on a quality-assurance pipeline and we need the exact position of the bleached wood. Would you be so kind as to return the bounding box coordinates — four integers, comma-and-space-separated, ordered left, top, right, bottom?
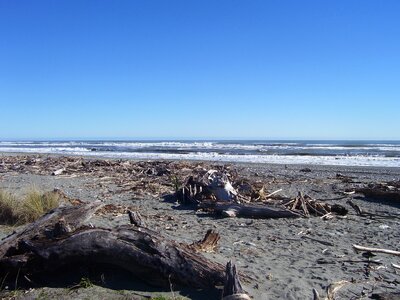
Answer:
353, 244, 400, 256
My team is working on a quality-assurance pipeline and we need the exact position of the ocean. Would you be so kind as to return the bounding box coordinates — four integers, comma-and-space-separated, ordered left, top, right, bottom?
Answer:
0, 140, 399, 168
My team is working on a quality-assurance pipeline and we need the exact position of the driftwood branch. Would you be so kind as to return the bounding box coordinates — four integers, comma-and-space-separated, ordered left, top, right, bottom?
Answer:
301, 235, 334, 247
353, 244, 400, 256
346, 200, 364, 215
391, 263, 400, 270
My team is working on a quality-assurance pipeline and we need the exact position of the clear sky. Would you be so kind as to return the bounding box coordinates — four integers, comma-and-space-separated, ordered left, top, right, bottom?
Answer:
0, 1, 399, 140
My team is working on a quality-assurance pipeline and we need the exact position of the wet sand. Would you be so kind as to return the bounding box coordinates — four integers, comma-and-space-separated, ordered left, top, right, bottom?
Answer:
0, 155, 399, 299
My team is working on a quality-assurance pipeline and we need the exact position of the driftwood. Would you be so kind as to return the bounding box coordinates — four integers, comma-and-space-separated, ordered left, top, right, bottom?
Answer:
206, 170, 238, 202
176, 176, 205, 205
0, 156, 222, 200
176, 170, 239, 205
0, 203, 226, 289
52, 167, 65, 176
222, 261, 251, 300
127, 209, 143, 227
211, 202, 300, 219
312, 280, 350, 300
0, 201, 103, 260
347, 200, 364, 215
357, 182, 400, 203
190, 229, 220, 253
391, 263, 400, 270
284, 193, 348, 217
353, 244, 400, 256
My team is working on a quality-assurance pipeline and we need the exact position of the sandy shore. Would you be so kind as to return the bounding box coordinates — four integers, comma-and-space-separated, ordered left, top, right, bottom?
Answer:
1, 155, 400, 299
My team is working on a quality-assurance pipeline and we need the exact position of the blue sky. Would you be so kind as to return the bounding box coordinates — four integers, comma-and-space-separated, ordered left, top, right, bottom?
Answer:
0, 1, 399, 140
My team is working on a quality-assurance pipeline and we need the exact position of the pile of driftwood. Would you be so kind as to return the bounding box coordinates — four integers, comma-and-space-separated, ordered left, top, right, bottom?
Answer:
0, 156, 239, 200
282, 192, 348, 218
2, 156, 349, 219
0, 201, 250, 299
5, 155, 397, 221
174, 170, 348, 219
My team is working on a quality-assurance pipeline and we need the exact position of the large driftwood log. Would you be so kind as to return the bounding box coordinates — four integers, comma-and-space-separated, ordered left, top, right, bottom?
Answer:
0, 202, 225, 289
6, 226, 225, 288
212, 202, 300, 219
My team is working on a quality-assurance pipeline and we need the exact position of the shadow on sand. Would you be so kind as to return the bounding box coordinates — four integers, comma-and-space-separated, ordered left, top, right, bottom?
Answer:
3, 264, 221, 300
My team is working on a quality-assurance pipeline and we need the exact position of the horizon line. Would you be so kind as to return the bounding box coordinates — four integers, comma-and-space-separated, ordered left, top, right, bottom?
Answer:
1, 137, 399, 142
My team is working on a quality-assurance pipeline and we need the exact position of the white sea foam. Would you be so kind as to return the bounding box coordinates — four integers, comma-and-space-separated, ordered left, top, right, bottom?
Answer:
0, 147, 92, 153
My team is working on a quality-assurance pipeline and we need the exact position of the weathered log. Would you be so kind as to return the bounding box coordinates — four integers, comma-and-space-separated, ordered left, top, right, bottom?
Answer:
0, 204, 226, 289
2, 225, 225, 288
213, 202, 300, 219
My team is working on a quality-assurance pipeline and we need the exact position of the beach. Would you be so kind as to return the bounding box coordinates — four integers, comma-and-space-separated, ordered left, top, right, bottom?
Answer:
1, 154, 400, 299
3, 0, 400, 298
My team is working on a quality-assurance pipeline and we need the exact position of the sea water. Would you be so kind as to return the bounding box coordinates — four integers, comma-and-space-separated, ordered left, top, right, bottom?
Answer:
0, 140, 399, 167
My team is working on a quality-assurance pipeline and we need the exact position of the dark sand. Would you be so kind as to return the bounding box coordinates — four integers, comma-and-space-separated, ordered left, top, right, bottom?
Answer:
0, 154, 399, 299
